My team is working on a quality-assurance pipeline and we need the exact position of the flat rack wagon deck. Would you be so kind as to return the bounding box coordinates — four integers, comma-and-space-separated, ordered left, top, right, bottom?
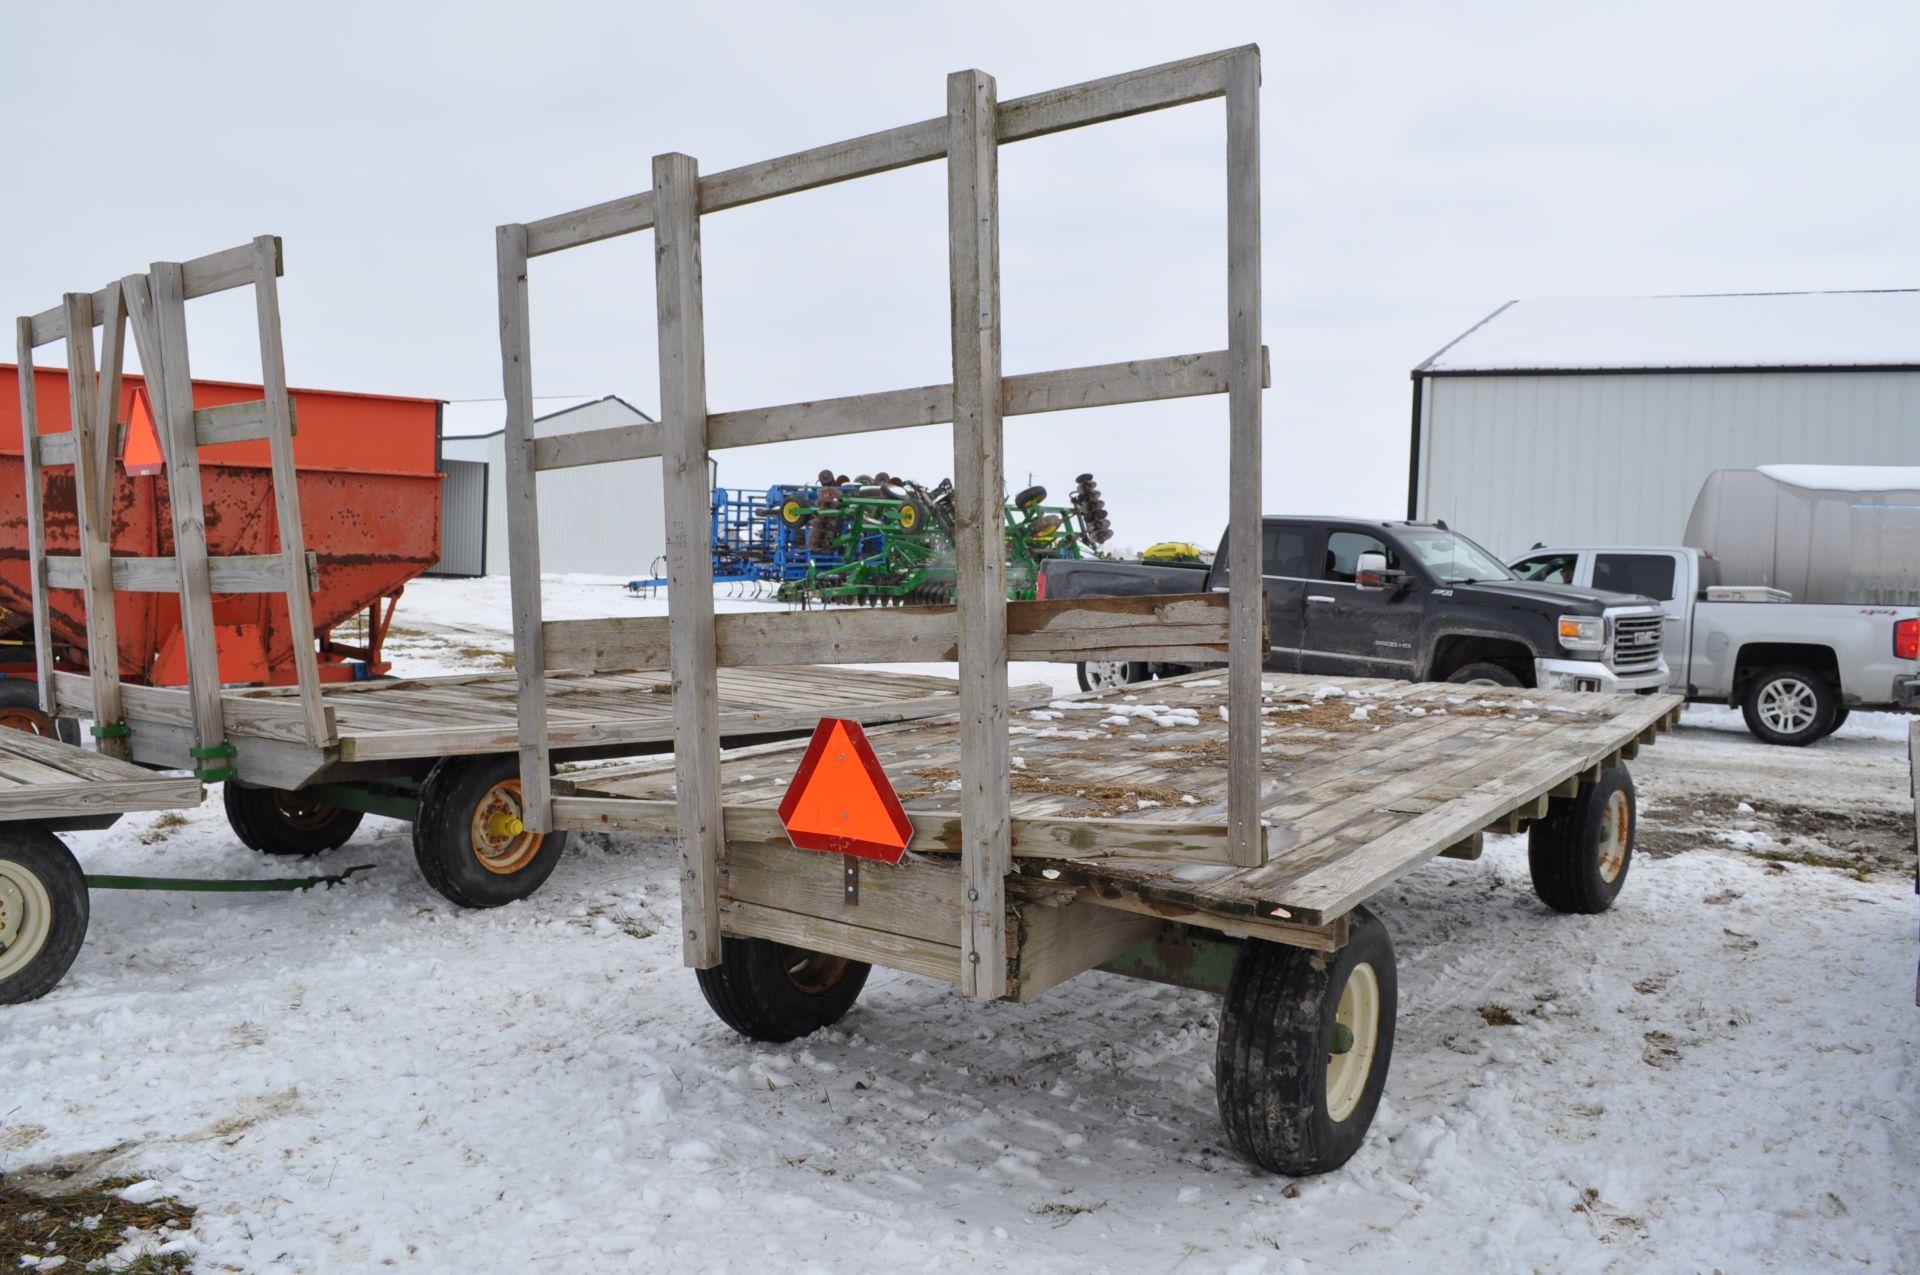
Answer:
557, 673, 1681, 982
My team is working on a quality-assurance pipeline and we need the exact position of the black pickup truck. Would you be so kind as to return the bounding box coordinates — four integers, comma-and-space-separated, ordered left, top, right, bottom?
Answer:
1040, 517, 1672, 696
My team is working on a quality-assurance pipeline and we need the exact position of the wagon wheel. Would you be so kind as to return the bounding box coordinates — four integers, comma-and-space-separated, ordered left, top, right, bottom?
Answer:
1216, 905, 1397, 1175
1527, 763, 1635, 914
696, 935, 871, 1043
0, 679, 79, 745
413, 754, 569, 908
0, 826, 89, 1005
224, 782, 364, 856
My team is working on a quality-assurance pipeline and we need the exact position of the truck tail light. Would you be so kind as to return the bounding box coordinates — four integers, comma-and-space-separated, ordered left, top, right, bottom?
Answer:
1896, 618, 1919, 661
1034, 570, 1047, 601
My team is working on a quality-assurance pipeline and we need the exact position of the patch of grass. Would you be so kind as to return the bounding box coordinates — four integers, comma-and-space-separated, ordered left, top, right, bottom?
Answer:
585, 902, 654, 940
1477, 1004, 1519, 1027
0, 1174, 195, 1272
137, 811, 193, 846
1033, 1199, 1104, 1227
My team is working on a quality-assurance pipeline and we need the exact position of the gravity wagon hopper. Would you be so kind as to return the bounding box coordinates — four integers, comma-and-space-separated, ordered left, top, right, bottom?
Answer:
499, 44, 1682, 1175
9, 238, 990, 963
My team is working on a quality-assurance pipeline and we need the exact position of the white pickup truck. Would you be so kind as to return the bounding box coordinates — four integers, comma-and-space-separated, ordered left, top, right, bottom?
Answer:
1508, 545, 1920, 745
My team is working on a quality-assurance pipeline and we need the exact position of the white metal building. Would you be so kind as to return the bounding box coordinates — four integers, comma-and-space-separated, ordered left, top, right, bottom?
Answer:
1408, 290, 1920, 556
440, 395, 664, 578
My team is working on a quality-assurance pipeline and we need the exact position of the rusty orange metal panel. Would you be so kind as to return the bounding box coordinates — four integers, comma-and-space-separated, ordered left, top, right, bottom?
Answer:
0, 364, 442, 684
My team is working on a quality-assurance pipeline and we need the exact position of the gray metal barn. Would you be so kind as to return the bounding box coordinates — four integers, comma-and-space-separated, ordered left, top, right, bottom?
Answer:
1407, 289, 1920, 557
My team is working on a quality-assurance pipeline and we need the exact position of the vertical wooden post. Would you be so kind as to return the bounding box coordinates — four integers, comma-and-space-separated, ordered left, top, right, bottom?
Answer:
1223, 49, 1265, 869
496, 223, 553, 831
14, 320, 56, 727
653, 152, 724, 970
92, 288, 126, 520
252, 235, 330, 746
143, 262, 228, 762
60, 293, 128, 759
947, 69, 1012, 1000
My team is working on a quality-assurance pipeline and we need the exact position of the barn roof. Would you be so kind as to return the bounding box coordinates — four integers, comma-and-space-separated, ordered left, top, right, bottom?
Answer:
440, 394, 649, 439
1417, 289, 1920, 375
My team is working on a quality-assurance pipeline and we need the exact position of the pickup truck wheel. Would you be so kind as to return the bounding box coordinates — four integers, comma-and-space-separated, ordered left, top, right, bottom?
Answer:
1216, 906, 1397, 1175
1822, 704, 1852, 737
1078, 660, 1149, 694
1741, 665, 1835, 746
1445, 662, 1521, 688
1527, 764, 1634, 914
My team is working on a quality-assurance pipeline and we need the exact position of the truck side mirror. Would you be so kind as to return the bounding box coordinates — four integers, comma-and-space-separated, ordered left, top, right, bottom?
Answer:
1355, 551, 1390, 590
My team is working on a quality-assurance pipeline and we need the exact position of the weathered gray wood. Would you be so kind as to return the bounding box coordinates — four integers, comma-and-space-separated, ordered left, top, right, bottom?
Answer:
948, 69, 1011, 1001
532, 349, 1259, 470
60, 293, 129, 760
91, 286, 126, 517
653, 154, 724, 970
495, 223, 554, 833
520, 46, 1249, 256
26, 239, 279, 346
51, 671, 336, 745
552, 796, 1255, 865
140, 261, 228, 759
45, 551, 317, 594
191, 398, 281, 447
14, 320, 56, 721
541, 592, 1233, 672
724, 898, 963, 985
1011, 901, 1161, 1002
1223, 47, 1264, 870
250, 236, 330, 747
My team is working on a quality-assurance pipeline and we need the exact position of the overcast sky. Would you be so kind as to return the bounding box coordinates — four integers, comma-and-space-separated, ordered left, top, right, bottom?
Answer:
6, 1, 1915, 552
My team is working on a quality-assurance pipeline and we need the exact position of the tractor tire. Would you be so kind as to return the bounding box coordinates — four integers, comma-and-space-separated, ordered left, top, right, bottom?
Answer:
1446, 662, 1522, 688
1216, 906, 1397, 1176
1527, 764, 1635, 914
413, 755, 568, 908
1741, 664, 1836, 746
1078, 660, 1150, 693
696, 936, 870, 1043
0, 826, 89, 1005
223, 782, 364, 856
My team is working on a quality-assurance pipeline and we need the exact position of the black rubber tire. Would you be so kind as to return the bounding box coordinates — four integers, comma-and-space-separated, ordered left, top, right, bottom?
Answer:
1527, 764, 1635, 914
1445, 662, 1523, 688
223, 782, 364, 856
1217, 905, 1397, 1176
1013, 484, 1048, 510
1827, 704, 1852, 734
0, 826, 89, 1005
0, 678, 70, 742
413, 755, 569, 908
1077, 660, 1150, 693
696, 936, 871, 1043
1740, 664, 1836, 746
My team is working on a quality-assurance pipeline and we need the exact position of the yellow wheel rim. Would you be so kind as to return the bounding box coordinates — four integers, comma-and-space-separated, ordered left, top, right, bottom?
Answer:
469, 779, 543, 875
1326, 961, 1381, 1123
899, 504, 917, 530
0, 858, 55, 983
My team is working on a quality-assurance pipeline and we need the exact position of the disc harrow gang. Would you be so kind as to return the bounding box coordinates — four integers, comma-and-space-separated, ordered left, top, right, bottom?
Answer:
628, 469, 1116, 607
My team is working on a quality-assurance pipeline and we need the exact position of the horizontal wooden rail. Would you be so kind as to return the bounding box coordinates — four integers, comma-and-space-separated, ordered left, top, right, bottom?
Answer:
551, 797, 1264, 866
532, 347, 1265, 471
34, 425, 125, 468
544, 592, 1236, 672
46, 550, 317, 595
26, 238, 280, 347
522, 45, 1252, 255
50, 670, 337, 746
193, 397, 293, 447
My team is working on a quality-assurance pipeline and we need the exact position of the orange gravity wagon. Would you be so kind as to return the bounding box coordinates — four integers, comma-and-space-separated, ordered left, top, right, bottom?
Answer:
0, 364, 442, 703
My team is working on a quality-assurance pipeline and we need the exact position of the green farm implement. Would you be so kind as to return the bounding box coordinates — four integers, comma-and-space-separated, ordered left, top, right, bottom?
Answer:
773, 471, 1114, 606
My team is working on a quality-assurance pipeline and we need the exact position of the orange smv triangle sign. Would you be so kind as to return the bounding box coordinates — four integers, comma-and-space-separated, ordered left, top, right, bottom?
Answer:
778, 718, 913, 864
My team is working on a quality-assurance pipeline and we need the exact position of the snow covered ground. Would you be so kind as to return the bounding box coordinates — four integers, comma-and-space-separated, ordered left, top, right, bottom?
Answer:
4, 576, 1917, 1274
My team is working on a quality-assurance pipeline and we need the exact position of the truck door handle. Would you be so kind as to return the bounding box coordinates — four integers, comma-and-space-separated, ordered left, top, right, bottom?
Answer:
1307, 595, 1336, 604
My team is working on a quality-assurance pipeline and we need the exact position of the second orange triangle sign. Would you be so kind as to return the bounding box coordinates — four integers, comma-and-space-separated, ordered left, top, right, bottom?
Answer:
777, 718, 914, 864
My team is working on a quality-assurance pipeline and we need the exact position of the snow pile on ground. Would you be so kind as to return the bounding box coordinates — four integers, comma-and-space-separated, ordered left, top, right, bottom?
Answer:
3, 576, 1916, 1273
